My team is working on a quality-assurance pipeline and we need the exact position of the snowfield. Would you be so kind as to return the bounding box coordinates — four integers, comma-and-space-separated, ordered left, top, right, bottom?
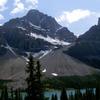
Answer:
30, 33, 70, 46
17, 26, 27, 31
29, 22, 45, 31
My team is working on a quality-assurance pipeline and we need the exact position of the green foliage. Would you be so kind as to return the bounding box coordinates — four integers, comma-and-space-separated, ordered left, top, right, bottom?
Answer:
0, 86, 8, 100
60, 88, 68, 100
25, 54, 44, 100
51, 94, 55, 100
44, 74, 100, 89
50, 88, 100, 100
66, 42, 100, 69
51, 94, 58, 100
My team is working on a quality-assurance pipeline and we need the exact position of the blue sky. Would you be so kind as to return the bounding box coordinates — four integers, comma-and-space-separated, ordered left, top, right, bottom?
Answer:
0, 0, 100, 36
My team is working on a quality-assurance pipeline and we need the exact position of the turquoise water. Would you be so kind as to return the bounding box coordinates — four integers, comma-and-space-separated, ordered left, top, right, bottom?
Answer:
17, 88, 96, 100
44, 89, 87, 100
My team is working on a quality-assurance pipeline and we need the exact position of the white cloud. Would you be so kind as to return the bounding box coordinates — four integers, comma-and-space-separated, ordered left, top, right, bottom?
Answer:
25, 0, 38, 9
0, 0, 8, 11
11, 0, 25, 14
0, 14, 5, 20
11, 0, 38, 15
55, 9, 93, 24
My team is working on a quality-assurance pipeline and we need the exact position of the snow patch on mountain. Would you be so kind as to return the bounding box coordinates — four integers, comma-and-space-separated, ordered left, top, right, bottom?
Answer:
56, 26, 63, 32
30, 33, 70, 46
42, 69, 46, 73
29, 22, 45, 31
17, 27, 27, 31
22, 56, 29, 62
32, 50, 52, 59
52, 73, 58, 76
39, 50, 52, 59
1, 44, 16, 56
23, 50, 52, 61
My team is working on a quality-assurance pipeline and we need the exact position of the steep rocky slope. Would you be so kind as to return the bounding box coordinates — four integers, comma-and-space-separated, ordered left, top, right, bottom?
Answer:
67, 18, 100, 68
0, 10, 76, 57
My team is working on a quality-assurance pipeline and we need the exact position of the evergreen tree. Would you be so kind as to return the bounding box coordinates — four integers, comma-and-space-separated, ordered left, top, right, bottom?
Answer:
4, 86, 9, 100
10, 88, 14, 100
0, 88, 5, 100
96, 86, 100, 100
35, 60, 44, 100
15, 89, 19, 100
25, 54, 37, 100
69, 93, 74, 100
60, 88, 68, 100
75, 89, 82, 100
15, 88, 22, 100
51, 94, 55, 100
54, 94, 58, 100
25, 54, 44, 100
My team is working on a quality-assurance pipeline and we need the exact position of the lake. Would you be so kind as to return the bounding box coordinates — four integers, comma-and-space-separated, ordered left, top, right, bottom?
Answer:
44, 89, 92, 100
20, 88, 96, 100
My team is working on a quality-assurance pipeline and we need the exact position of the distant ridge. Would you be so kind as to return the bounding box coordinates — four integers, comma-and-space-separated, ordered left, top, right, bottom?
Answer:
67, 18, 100, 69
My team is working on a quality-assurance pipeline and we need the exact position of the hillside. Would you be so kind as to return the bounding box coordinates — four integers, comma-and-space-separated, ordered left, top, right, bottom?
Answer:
0, 46, 99, 88
67, 18, 100, 69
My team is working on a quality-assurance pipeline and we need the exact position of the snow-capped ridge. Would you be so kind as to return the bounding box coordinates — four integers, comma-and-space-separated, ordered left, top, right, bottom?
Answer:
30, 33, 70, 46
39, 50, 52, 59
29, 22, 45, 31
17, 27, 27, 31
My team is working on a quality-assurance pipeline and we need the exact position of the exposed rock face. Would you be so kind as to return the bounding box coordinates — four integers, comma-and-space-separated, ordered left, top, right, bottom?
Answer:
0, 46, 98, 88
56, 27, 76, 42
0, 9, 76, 56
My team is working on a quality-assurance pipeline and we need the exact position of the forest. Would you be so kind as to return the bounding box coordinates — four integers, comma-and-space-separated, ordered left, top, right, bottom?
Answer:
0, 54, 100, 100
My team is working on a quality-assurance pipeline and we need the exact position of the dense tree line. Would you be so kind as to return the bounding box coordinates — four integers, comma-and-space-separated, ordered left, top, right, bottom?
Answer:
1, 87, 100, 100
0, 54, 100, 100
51, 87, 100, 100
0, 87, 22, 100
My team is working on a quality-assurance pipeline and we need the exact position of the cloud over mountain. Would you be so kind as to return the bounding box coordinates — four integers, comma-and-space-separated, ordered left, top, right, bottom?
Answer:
55, 9, 100, 25
11, 0, 38, 14
0, 0, 8, 11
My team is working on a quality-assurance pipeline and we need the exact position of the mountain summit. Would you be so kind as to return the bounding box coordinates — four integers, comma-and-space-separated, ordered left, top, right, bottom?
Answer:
0, 9, 76, 56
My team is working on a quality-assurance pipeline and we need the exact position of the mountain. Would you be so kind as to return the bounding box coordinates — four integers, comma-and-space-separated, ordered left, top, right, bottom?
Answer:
0, 46, 98, 88
67, 18, 100, 69
40, 46, 97, 76
0, 9, 76, 57
0, 10, 99, 88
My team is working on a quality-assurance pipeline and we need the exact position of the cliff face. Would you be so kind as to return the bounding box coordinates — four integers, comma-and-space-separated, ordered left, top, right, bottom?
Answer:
0, 9, 76, 56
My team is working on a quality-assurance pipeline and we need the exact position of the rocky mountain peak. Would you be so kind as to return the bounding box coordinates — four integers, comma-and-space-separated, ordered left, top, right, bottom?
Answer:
0, 9, 77, 56
25, 9, 61, 32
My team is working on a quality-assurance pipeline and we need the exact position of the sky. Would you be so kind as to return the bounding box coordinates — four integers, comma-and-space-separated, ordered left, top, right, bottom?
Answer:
0, 0, 100, 36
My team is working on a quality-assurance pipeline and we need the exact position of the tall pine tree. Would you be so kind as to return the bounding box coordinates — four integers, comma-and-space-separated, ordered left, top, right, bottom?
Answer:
25, 54, 44, 100
60, 88, 68, 100
35, 60, 44, 100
